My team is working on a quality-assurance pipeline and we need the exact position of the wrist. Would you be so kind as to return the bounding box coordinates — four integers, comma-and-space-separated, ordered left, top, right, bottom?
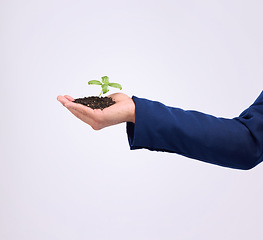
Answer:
127, 98, 136, 123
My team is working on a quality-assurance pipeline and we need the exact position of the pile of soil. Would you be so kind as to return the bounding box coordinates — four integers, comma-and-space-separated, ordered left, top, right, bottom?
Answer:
73, 96, 116, 110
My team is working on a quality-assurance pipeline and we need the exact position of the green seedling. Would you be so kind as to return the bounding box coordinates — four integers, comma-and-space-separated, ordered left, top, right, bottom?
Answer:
88, 76, 122, 97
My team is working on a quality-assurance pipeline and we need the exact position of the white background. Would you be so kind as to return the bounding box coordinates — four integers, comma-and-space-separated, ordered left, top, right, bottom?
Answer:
1, 0, 263, 239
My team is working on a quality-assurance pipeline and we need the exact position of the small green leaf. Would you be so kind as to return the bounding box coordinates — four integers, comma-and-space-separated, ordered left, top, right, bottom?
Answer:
101, 76, 109, 84
88, 80, 102, 85
88, 76, 122, 97
109, 83, 122, 90
102, 84, 109, 94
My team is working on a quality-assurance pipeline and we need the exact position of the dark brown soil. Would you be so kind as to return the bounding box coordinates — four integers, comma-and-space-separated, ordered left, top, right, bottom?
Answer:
73, 96, 116, 110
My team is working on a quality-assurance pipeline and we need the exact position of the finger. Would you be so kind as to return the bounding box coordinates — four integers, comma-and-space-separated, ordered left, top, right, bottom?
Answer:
108, 93, 119, 101
66, 106, 85, 120
108, 93, 128, 103
65, 101, 95, 115
64, 95, 75, 101
57, 95, 70, 106
66, 106, 94, 126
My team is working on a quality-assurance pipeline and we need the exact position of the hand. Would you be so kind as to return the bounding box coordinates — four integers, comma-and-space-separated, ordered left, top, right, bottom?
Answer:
57, 93, 135, 130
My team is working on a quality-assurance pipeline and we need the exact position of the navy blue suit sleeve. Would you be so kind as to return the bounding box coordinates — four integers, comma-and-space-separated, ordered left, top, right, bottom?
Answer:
126, 91, 263, 170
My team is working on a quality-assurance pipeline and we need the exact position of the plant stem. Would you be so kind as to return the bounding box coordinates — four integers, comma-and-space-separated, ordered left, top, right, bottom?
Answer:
99, 89, 103, 97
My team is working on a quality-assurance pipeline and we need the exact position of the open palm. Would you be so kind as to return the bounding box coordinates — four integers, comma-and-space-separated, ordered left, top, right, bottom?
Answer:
57, 93, 135, 130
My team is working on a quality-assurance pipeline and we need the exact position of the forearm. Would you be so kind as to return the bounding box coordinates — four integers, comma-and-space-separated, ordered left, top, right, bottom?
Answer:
127, 93, 263, 170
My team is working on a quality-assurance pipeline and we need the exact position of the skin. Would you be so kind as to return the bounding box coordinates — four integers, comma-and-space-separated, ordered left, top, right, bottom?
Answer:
57, 93, 135, 130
